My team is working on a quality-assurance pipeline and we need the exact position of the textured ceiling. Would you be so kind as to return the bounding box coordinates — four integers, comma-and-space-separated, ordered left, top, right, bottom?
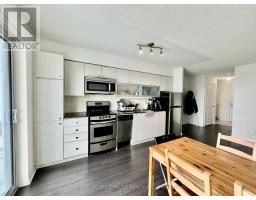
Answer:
38, 4, 256, 75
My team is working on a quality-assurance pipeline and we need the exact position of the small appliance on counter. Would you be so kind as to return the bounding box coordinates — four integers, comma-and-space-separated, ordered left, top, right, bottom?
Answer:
146, 98, 162, 111
117, 98, 135, 112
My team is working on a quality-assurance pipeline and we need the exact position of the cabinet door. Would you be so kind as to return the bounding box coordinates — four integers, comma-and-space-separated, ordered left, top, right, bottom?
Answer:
155, 112, 166, 137
131, 113, 155, 144
101, 66, 116, 79
36, 121, 63, 166
116, 69, 140, 84
36, 51, 63, 79
166, 77, 173, 92
84, 63, 102, 77
36, 79, 63, 122
64, 61, 84, 96
139, 73, 160, 86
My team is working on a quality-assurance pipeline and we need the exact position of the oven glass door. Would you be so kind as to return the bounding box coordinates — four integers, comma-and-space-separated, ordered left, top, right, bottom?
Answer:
86, 81, 109, 93
90, 122, 116, 143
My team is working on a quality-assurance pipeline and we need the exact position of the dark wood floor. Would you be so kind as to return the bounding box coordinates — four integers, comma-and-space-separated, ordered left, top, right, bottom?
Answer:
16, 124, 231, 196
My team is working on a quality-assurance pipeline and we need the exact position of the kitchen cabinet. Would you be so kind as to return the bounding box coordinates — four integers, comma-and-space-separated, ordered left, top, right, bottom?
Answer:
36, 121, 63, 166
131, 111, 166, 145
116, 69, 140, 84
117, 83, 140, 96
36, 79, 63, 122
155, 111, 166, 137
139, 73, 160, 86
64, 61, 84, 96
64, 117, 88, 159
84, 63, 102, 77
35, 51, 63, 79
141, 85, 160, 97
102, 66, 116, 79
160, 76, 173, 92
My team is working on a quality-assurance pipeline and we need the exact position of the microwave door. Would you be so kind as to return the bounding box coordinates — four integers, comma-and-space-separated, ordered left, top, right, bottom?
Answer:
86, 81, 110, 94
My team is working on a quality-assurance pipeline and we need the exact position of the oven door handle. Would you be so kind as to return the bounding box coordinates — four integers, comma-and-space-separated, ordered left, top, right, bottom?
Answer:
90, 120, 116, 125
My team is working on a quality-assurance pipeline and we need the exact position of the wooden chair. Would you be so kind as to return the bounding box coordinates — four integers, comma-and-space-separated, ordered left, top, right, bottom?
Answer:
165, 149, 212, 196
234, 181, 256, 196
216, 133, 256, 161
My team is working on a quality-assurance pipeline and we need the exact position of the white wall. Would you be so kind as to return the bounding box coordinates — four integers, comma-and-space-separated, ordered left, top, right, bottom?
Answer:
232, 63, 256, 141
183, 75, 206, 127
13, 50, 35, 187
40, 39, 174, 76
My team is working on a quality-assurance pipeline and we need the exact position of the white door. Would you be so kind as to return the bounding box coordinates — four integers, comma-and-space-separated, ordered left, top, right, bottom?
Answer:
84, 63, 102, 77
205, 83, 216, 126
36, 79, 63, 122
64, 61, 84, 96
101, 66, 116, 79
36, 121, 63, 166
36, 51, 63, 79
229, 84, 234, 121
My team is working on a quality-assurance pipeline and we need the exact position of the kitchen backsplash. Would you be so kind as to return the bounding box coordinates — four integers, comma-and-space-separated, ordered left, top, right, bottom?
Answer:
64, 95, 150, 113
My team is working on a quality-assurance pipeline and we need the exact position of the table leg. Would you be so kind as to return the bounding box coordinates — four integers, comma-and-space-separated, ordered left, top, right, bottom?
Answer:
148, 150, 155, 196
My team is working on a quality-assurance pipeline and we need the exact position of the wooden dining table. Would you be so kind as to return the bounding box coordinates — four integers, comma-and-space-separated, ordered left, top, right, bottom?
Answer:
148, 137, 256, 196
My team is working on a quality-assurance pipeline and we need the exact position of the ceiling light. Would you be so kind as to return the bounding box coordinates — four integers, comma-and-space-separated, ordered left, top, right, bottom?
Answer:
160, 48, 164, 56
137, 42, 165, 57
149, 48, 154, 55
138, 46, 143, 55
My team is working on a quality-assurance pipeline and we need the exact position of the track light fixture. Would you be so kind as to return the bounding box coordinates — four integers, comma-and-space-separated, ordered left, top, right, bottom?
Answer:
137, 42, 165, 57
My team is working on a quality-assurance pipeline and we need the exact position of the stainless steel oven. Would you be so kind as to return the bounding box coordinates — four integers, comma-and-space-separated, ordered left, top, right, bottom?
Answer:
85, 76, 116, 95
87, 101, 117, 154
90, 116, 117, 143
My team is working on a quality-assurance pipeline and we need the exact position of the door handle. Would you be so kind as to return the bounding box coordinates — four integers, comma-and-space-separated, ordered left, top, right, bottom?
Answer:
99, 142, 108, 146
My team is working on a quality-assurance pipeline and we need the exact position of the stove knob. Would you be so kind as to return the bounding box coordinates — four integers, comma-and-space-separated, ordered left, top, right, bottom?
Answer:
99, 116, 103, 119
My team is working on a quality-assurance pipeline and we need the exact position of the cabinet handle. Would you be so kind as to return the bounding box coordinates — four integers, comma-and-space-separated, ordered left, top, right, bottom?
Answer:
76, 122, 79, 124
59, 117, 62, 120
59, 123, 62, 125
76, 129, 79, 132
76, 137, 79, 139
76, 147, 79, 150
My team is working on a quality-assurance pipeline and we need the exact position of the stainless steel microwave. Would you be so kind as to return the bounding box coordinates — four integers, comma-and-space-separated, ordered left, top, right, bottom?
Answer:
84, 76, 116, 95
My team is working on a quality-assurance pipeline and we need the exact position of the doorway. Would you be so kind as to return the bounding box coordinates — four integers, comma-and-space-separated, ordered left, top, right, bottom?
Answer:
0, 38, 15, 195
215, 78, 234, 127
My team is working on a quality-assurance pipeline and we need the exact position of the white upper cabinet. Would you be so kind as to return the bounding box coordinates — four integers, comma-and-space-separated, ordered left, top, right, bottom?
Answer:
84, 63, 102, 77
139, 73, 160, 86
102, 66, 116, 79
36, 79, 63, 122
160, 76, 173, 92
116, 69, 140, 84
167, 77, 173, 92
64, 61, 84, 96
35, 51, 64, 79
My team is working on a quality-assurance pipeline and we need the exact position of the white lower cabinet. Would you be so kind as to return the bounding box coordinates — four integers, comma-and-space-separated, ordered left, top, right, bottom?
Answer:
36, 121, 63, 166
64, 140, 88, 158
63, 117, 89, 159
131, 111, 166, 145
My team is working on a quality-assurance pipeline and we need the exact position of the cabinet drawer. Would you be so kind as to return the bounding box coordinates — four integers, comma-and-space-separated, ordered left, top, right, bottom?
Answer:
64, 118, 88, 127
64, 133, 88, 142
64, 125, 88, 135
64, 140, 88, 158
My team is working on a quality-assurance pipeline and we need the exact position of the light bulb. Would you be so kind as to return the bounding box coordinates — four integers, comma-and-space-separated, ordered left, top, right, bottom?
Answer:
138, 46, 143, 54
150, 48, 154, 55
160, 48, 164, 56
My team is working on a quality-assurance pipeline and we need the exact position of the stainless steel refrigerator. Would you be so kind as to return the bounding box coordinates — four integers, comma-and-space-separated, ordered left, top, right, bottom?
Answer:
169, 92, 183, 136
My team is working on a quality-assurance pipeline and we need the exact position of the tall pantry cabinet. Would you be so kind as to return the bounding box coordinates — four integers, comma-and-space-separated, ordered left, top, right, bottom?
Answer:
34, 51, 64, 167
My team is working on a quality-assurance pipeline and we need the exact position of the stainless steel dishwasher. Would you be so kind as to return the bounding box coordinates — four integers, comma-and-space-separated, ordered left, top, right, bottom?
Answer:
117, 113, 133, 144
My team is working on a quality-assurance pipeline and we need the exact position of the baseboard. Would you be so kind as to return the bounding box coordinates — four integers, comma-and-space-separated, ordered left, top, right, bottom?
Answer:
17, 168, 36, 187
130, 138, 154, 146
